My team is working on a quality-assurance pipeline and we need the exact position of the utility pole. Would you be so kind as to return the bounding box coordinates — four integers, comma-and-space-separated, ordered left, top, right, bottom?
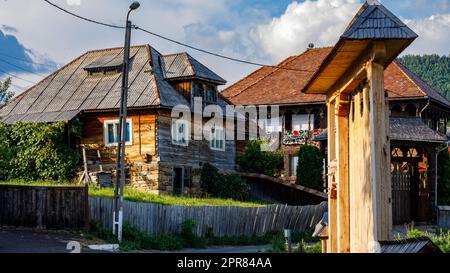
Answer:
113, 1, 140, 243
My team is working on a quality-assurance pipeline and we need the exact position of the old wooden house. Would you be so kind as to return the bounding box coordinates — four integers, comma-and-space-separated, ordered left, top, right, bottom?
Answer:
0, 45, 235, 195
222, 1, 449, 250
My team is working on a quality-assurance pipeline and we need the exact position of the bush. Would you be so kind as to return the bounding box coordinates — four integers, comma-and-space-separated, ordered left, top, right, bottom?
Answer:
438, 150, 450, 205
238, 139, 284, 177
200, 163, 249, 200
296, 145, 324, 191
0, 122, 79, 181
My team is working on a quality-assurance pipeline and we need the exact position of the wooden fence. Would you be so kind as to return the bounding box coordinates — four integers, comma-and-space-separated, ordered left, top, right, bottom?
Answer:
89, 197, 327, 237
437, 206, 450, 229
0, 185, 89, 230
241, 173, 327, 206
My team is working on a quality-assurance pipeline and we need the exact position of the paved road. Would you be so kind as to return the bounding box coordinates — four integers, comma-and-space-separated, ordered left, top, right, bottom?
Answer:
0, 227, 102, 253
0, 227, 272, 253
133, 245, 272, 254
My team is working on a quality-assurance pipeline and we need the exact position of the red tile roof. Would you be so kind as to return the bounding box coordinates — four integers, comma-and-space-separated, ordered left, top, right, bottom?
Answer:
222, 48, 450, 107
221, 47, 331, 105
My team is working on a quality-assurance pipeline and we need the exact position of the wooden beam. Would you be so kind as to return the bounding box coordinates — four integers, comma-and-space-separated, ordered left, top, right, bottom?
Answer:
337, 106, 350, 252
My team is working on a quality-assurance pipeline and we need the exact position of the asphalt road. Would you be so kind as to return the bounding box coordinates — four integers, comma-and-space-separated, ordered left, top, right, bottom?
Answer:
0, 227, 272, 253
0, 227, 102, 253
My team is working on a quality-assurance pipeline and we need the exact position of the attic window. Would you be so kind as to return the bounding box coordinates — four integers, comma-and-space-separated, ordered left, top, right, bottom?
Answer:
85, 65, 123, 76
84, 55, 134, 76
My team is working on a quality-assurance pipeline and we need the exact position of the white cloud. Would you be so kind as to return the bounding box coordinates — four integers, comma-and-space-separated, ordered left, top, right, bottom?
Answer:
254, 0, 361, 61
403, 14, 450, 55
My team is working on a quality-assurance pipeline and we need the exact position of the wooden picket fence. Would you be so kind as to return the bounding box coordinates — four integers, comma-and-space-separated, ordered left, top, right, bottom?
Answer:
89, 197, 327, 237
0, 185, 89, 230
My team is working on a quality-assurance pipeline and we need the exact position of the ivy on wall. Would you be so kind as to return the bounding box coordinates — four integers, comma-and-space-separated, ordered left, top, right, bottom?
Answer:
0, 121, 79, 181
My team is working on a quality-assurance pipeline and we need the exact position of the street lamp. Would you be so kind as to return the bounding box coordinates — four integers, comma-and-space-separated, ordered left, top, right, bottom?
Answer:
113, 1, 140, 243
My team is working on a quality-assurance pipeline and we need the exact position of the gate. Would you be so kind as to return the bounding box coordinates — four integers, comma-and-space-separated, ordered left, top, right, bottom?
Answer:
392, 171, 411, 224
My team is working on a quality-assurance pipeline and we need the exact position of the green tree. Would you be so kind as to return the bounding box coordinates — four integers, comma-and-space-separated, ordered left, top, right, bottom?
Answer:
0, 77, 14, 105
237, 139, 284, 177
438, 150, 450, 205
398, 55, 450, 99
296, 145, 324, 191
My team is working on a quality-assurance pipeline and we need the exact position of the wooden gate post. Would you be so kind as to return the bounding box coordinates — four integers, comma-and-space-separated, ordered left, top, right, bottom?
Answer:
301, 2, 417, 252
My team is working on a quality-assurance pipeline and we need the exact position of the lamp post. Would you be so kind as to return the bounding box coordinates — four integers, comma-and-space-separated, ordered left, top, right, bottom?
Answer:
113, 1, 140, 243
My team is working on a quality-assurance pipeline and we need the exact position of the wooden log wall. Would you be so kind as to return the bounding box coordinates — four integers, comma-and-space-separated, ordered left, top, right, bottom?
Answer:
80, 110, 157, 165
89, 196, 327, 237
0, 185, 89, 230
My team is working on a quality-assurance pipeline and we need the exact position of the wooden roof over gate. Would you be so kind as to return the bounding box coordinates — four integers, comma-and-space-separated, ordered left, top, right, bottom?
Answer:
302, 1, 418, 95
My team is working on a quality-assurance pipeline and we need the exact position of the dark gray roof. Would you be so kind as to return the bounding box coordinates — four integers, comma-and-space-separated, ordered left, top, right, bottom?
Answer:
378, 237, 442, 253
162, 53, 226, 84
0, 45, 229, 125
395, 61, 450, 107
314, 117, 447, 143
390, 117, 447, 143
342, 1, 418, 40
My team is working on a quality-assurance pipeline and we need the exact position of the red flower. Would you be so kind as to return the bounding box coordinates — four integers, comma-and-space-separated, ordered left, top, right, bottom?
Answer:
293, 130, 299, 136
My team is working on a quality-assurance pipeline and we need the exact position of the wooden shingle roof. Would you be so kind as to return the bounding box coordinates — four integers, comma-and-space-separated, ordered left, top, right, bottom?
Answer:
0, 45, 227, 125
315, 117, 448, 143
162, 52, 226, 84
341, 1, 418, 40
377, 237, 442, 253
222, 49, 450, 108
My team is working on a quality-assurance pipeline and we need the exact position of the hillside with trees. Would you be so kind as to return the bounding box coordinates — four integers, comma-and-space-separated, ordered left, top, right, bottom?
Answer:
398, 55, 450, 100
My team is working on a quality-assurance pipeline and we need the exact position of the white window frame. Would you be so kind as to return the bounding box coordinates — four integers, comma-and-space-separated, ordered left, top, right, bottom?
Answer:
103, 119, 133, 147
172, 119, 189, 147
209, 125, 225, 151
292, 114, 313, 131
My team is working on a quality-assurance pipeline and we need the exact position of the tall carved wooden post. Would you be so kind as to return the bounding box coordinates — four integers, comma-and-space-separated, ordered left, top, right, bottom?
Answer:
302, 1, 417, 253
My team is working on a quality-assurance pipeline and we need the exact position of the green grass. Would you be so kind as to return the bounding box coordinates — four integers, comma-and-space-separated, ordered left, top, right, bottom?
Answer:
0, 180, 75, 187
406, 228, 450, 253
89, 220, 300, 252
89, 187, 267, 207
0, 180, 268, 207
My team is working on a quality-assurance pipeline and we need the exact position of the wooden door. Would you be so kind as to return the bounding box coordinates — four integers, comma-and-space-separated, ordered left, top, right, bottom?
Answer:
173, 168, 183, 195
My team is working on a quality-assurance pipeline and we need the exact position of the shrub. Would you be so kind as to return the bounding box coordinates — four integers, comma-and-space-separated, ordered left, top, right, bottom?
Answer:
180, 219, 207, 248
296, 145, 324, 191
0, 122, 79, 181
238, 139, 284, 177
438, 150, 450, 205
200, 163, 249, 200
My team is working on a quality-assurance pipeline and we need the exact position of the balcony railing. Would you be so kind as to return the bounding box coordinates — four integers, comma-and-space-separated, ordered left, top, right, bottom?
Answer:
283, 129, 325, 145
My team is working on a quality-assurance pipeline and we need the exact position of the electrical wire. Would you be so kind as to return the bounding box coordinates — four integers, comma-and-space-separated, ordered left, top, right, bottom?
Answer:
0, 68, 38, 84
0, 58, 47, 77
43, 0, 315, 73
0, 52, 58, 68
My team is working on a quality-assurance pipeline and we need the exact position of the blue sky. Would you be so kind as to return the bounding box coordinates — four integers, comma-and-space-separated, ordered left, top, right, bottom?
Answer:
0, 0, 449, 94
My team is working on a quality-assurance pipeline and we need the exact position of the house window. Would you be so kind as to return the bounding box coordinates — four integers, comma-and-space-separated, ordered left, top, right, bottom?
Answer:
104, 119, 132, 146
292, 114, 313, 131
210, 126, 225, 151
204, 85, 217, 103
172, 119, 189, 146
193, 82, 217, 103
290, 155, 299, 177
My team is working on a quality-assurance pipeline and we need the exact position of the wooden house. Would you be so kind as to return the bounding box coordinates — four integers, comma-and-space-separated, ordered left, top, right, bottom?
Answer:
222, 23, 449, 230
0, 45, 235, 196
223, 0, 449, 252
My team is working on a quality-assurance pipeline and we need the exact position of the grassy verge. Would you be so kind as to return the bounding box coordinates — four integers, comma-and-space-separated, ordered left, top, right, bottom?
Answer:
89, 187, 268, 207
88, 220, 315, 252
0, 180, 269, 207
0, 180, 74, 187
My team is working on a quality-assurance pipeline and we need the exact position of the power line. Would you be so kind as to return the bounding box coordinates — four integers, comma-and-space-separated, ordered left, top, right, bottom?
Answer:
0, 68, 37, 84
43, 0, 124, 29
0, 58, 47, 77
42, 0, 315, 73
0, 52, 58, 68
